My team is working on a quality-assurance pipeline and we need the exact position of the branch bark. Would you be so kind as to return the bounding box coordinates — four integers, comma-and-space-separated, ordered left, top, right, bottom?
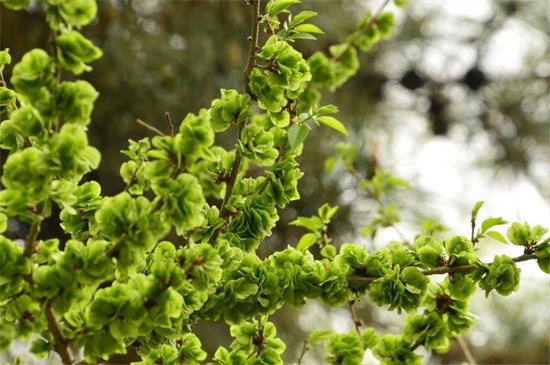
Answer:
243, 0, 262, 96
46, 305, 74, 365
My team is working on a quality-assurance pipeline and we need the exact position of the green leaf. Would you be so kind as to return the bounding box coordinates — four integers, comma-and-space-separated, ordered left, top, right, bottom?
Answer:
56, 30, 103, 75
471, 201, 484, 220
308, 330, 334, 345
315, 104, 339, 115
0, 0, 30, 11
0, 213, 7, 233
238, 123, 278, 165
394, 0, 409, 8
479, 255, 521, 296
485, 231, 508, 244
537, 257, 550, 274
324, 157, 338, 172
317, 116, 349, 136
481, 217, 508, 233
318, 203, 338, 220
0, 48, 11, 72
290, 11, 318, 27
507, 222, 532, 246
294, 23, 325, 35
296, 233, 318, 251
531, 225, 549, 242
58, 0, 98, 27
287, 32, 318, 41
287, 124, 309, 151
290, 216, 322, 231
266, 0, 300, 17
535, 240, 550, 259
30, 338, 52, 359
320, 244, 337, 259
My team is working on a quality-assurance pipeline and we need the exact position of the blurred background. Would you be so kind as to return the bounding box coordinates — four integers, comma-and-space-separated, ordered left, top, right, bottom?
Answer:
1, 0, 549, 364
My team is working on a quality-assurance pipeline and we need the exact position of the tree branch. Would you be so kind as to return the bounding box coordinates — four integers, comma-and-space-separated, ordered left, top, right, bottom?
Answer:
457, 335, 477, 365
210, 1, 261, 244
243, 0, 262, 96
296, 339, 309, 365
347, 253, 537, 284
136, 118, 165, 136
45, 305, 74, 365
24, 220, 41, 259
348, 300, 363, 335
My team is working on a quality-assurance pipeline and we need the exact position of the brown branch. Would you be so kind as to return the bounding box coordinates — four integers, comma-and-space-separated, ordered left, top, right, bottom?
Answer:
470, 215, 477, 244
220, 149, 243, 217
296, 339, 309, 365
347, 253, 537, 284
211, 1, 261, 243
24, 220, 41, 259
164, 112, 175, 137
348, 300, 363, 335
45, 305, 74, 365
22, 206, 45, 285
457, 335, 477, 365
243, 0, 262, 96
136, 118, 165, 136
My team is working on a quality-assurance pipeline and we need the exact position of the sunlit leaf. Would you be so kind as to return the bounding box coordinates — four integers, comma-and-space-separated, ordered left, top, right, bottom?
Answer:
290, 11, 318, 27
294, 23, 325, 34
318, 116, 349, 136
296, 233, 318, 251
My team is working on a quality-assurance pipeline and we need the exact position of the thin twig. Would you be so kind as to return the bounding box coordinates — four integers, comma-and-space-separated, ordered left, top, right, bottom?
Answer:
210, 1, 261, 243
457, 335, 477, 365
243, 0, 262, 96
136, 118, 165, 136
22, 206, 44, 285
164, 112, 175, 137
296, 339, 309, 365
348, 300, 363, 335
365, 0, 391, 30
254, 321, 265, 359
470, 213, 477, 244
